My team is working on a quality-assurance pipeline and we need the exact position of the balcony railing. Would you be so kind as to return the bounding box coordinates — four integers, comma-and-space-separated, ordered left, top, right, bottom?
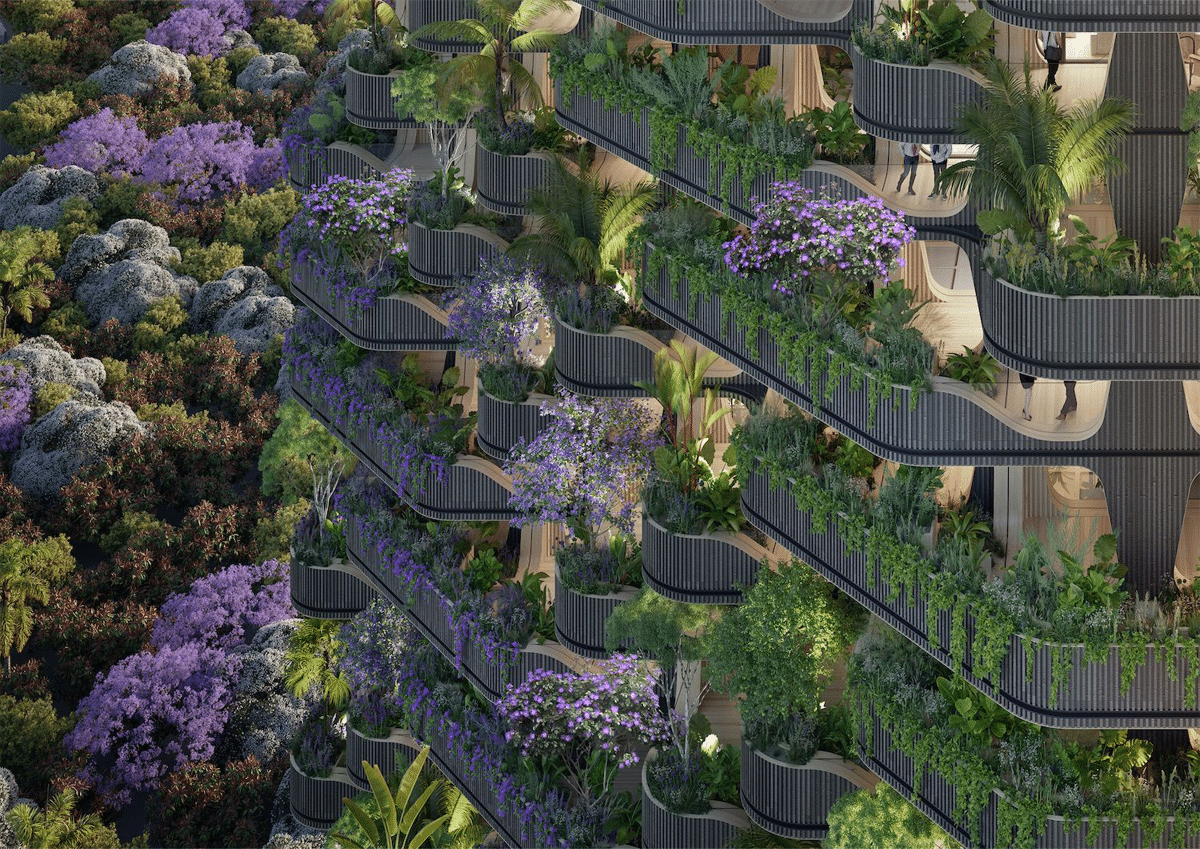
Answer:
553, 572, 637, 658
984, 1, 1200, 31
289, 554, 376, 619
641, 515, 769, 605
475, 144, 553, 215
740, 744, 875, 840
475, 383, 555, 461
286, 140, 393, 190
344, 66, 421, 130
641, 753, 752, 849
407, 220, 509, 288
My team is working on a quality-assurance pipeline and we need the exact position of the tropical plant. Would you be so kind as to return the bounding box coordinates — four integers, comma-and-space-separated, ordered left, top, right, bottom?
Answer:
935, 675, 1029, 746
941, 346, 1002, 392
285, 616, 350, 712
507, 153, 656, 287
0, 536, 73, 674
411, 0, 570, 130
825, 784, 948, 849
0, 228, 55, 338
330, 749, 452, 849
939, 59, 1135, 241
325, 0, 401, 53
5, 789, 120, 849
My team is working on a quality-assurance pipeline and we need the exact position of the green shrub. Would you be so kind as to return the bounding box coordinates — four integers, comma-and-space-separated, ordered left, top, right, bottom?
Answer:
110, 11, 150, 46
259, 398, 351, 504
254, 17, 318, 57
259, 332, 283, 386
175, 239, 244, 283
0, 88, 80, 151
825, 784, 950, 849
100, 356, 128, 396
98, 509, 165, 555
0, 153, 40, 193
39, 301, 88, 339
219, 186, 298, 262
0, 695, 74, 798
186, 55, 233, 110
148, 755, 285, 849
54, 196, 102, 251
253, 498, 311, 562
225, 46, 260, 80
131, 298, 189, 354
0, 32, 66, 85
32, 381, 76, 418
9, 0, 75, 34
94, 176, 153, 229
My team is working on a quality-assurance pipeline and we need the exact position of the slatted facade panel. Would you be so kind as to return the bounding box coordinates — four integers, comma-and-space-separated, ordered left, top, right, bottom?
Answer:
985, 1, 1200, 31
850, 46, 986, 143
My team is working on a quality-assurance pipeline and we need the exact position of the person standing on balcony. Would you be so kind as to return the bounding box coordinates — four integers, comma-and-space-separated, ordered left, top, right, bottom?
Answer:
895, 141, 920, 195
1057, 380, 1078, 420
1041, 30, 1063, 91
1020, 373, 1035, 421
928, 143, 951, 198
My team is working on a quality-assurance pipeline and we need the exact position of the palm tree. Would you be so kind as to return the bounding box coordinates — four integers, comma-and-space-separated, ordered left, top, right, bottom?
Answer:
410, 0, 572, 130
324, 0, 402, 54
507, 154, 656, 286
0, 538, 58, 675
284, 617, 350, 712
0, 228, 54, 338
938, 58, 1135, 242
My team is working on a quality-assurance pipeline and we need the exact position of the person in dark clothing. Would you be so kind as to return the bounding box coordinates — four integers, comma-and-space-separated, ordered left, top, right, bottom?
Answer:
1057, 380, 1077, 420
1020, 373, 1035, 421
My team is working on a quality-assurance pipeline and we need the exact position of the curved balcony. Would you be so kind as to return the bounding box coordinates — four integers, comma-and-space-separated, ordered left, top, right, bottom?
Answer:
848, 45, 985, 144
345, 726, 418, 790
573, 0, 872, 45
553, 572, 637, 658
409, 0, 482, 52
290, 376, 517, 521
286, 140, 395, 190
554, 78, 981, 246
977, 268, 1200, 380
344, 66, 421, 130
474, 144, 553, 215
342, 515, 579, 701
984, 1, 1200, 31
861, 702, 1200, 849
641, 515, 770, 605
407, 221, 509, 288
742, 467, 1200, 728
289, 555, 376, 619
291, 258, 455, 351
288, 755, 356, 830
641, 754, 751, 849
740, 743, 875, 841
475, 383, 554, 461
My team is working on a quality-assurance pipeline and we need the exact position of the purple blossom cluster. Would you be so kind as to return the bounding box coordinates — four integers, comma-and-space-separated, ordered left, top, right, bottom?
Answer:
66, 561, 294, 803
281, 170, 416, 314
0, 363, 32, 452
336, 596, 414, 697
269, 0, 330, 16
146, 0, 249, 57
139, 121, 285, 204
443, 256, 550, 368
43, 109, 149, 177
723, 182, 915, 296
281, 310, 459, 496
152, 560, 291, 651
498, 654, 668, 769
506, 393, 660, 538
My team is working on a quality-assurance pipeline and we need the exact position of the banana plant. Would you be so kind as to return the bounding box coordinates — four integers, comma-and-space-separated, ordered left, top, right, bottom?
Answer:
1056, 533, 1127, 614
332, 748, 449, 849
935, 675, 1026, 747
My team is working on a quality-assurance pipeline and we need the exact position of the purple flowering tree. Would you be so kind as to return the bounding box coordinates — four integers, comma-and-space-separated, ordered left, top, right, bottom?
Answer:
0, 363, 32, 452
723, 183, 915, 297
499, 655, 668, 822
138, 121, 285, 204
152, 560, 291, 651
184, 0, 251, 30
443, 256, 552, 401
43, 109, 149, 178
505, 393, 658, 542
280, 170, 416, 313
146, 7, 233, 57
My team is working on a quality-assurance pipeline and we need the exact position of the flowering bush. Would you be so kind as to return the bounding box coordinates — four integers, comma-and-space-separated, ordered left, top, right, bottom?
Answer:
146, 8, 232, 58
0, 363, 33, 452
723, 183, 914, 296
66, 641, 242, 803
337, 596, 414, 698
152, 560, 291, 651
43, 108, 148, 177
138, 121, 284, 204
506, 393, 658, 539
280, 169, 416, 312
443, 255, 551, 377
185, 0, 251, 31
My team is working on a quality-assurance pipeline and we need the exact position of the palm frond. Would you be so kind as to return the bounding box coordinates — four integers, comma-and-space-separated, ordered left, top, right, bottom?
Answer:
410, 18, 491, 45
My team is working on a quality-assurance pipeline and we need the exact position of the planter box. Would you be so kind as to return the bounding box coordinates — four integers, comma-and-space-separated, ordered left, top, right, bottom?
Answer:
289, 375, 517, 521
552, 315, 667, 396
291, 258, 455, 351
475, 383, 554, 461
861, 703, 1200, 848
289, 555, 376, 619
977, 269, 1200, 380
641, 754, 750, 849
553, 572, 638, 658
346, 726, 419, 790
849, 45, 984, 143
740, 744, 873, 840
407, 221, 508, 288
984, 0, 1200, 30
742, 467, 1200, 727
475, 145, 553, 215
288, 755, 356, 830
572, 0, 870, 44
345, 67, 421, 130
286, 141, 393, 190
641, 514, 769, 604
